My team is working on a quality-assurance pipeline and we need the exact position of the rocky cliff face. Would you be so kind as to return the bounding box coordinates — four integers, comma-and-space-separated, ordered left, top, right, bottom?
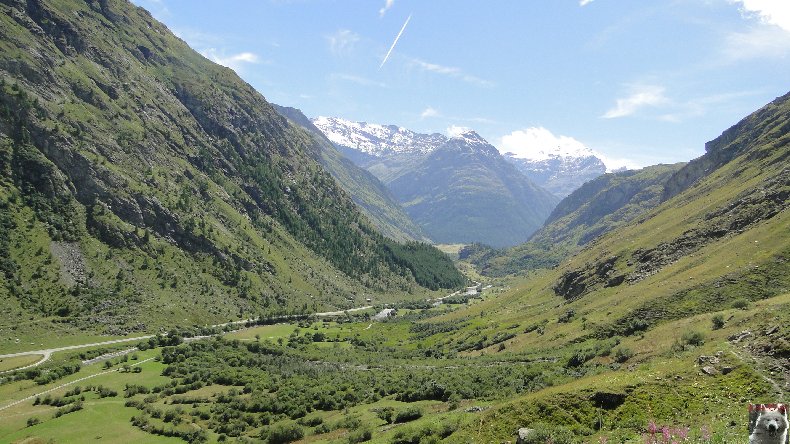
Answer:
662, 91, 790, 201
550, 92, 789, 302
0, 0, 463, 335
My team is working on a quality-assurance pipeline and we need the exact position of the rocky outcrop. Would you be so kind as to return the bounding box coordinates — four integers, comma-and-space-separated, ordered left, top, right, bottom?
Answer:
629, 169, 789, 283
663, 91, 790, 201
553, 255, 624, 300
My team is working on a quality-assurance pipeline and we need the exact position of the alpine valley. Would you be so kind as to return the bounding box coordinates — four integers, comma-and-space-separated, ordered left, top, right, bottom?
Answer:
0, 1, 788, 444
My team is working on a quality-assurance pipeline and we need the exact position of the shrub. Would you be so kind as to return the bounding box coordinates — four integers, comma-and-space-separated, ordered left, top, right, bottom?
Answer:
518, 424, 574, 444
347, 426, 372, 443
375, 406, 395, 424
264, 422, 304, 444
613, 347, 634, 363
296, 416, 323, 427
26, 417, 40, 427
711, 314, 725, 330
681, 331, 705, 347
566, 349, 596, 367
394, 406, 423, 423
731, 298, 749, 310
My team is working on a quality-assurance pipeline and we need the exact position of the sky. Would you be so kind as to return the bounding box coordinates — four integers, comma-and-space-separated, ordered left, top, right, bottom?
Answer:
131, 0, 790, 169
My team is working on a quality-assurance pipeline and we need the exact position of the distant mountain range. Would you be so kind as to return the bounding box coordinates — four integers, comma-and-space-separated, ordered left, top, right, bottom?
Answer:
313, 117, 608, 198
503, 150, 607, 197
273, 106, 428, 243
312, 118, 560, 247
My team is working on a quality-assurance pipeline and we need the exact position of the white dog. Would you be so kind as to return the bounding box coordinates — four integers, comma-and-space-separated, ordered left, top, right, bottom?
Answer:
749, 404, 788, 444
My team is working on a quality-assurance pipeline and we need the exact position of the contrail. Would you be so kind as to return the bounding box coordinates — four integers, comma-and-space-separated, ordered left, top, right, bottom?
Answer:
379, 14, 411, 69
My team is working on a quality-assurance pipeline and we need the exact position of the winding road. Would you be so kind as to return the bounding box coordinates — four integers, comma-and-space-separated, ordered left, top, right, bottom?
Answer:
0, 284, 477, 373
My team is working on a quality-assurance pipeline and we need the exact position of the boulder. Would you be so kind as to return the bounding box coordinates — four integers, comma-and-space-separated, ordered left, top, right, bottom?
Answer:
701, 366, 719, 376
516, 428, 536, 444
697, 355, 720, 365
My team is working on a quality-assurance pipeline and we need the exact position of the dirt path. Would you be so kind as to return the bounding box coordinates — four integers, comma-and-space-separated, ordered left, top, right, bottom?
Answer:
0, 285, 466, 370
0, 357, 155, 412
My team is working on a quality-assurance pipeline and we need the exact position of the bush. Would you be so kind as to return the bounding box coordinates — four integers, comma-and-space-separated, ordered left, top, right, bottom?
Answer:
26, 417, 40, 427
711, 314, 725, 330
375, 406, 395, 424
296, 416, 323, 427
682, 331, 705, 347
347, 426, 372, 443
613, 347, 634, 363
394, 406, 423, 423
264, 422, 304, 444
731, 298, 749, 310
518, 424, 574, 444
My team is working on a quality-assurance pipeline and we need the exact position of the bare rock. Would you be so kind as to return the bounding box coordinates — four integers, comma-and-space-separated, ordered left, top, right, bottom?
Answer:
701, 366, 719, 376
516, 428, 536, 444
728, 330, 752, 342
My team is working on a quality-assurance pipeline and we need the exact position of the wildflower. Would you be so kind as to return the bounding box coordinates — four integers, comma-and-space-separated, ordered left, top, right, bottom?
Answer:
700, 425, 711, 441
662, 426, 671, 443
648, 420, 658, 435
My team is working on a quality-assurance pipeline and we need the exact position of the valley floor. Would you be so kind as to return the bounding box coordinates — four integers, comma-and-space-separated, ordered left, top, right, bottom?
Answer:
1, 282, 786, 444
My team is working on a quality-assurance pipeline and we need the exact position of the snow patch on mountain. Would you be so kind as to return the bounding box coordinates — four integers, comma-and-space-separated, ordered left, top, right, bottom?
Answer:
498, 127, 597, 162
444, 130, 500, 156
312, 116, 446, 157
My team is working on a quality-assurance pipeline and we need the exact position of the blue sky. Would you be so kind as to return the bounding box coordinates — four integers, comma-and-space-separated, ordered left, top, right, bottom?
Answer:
132, 0, 789, 169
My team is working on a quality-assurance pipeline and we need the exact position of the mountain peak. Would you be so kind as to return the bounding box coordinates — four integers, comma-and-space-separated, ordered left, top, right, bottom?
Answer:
311, 116, 446, 157
444, 131, 500, 156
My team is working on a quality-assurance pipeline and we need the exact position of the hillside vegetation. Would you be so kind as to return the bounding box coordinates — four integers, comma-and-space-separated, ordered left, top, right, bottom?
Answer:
0, 0, 787, 443
463, 163, 686, 275
272, 105, 428, 243
0, 0, 463, 344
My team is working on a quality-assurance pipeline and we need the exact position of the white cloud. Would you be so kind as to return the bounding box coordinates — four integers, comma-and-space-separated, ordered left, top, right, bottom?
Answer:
497, 127, 641, 172
327, 29, 360, 55
729, 0, 790, 32
497, 127, 594, 161
721, 25, 790, 61
330, 73, 388, 88
410, 58, 494, 87
420, 107, 440, 118
446, 125, 471, 137
579, 0, 594, 6
379, 0, 395, 18
656, 90, 760, 122
601, 85, 669, 119
595, 154, 642, 172
201, 49, 260, 72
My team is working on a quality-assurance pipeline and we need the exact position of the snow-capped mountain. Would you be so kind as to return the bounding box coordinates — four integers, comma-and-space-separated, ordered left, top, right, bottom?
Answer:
386, 129, 559, 247
442, 130, 500, 157
313, 117, 607, 198
503, 153, 607, 198
311, 116, 446, 158
497, 127, 608, 197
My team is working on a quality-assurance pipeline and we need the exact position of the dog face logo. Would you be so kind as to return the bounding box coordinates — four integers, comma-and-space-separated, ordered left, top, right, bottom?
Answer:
749, 404, 789, 444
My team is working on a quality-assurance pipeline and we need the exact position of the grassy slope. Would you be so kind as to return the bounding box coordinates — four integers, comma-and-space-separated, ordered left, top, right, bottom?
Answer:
435, 93, 790, 441
272, 105, 428, 243
0, 0, 463, 346
464, 162, 686, 276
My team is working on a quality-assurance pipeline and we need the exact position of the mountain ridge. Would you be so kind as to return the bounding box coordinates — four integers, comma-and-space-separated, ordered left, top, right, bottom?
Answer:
273, 105, 429, 242
311, 117, 608, 197
0, 0, 463, 340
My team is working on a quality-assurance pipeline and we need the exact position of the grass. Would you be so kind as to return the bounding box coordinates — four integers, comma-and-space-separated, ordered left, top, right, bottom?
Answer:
0, 355, 42, 372
0, 348, 169, 439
